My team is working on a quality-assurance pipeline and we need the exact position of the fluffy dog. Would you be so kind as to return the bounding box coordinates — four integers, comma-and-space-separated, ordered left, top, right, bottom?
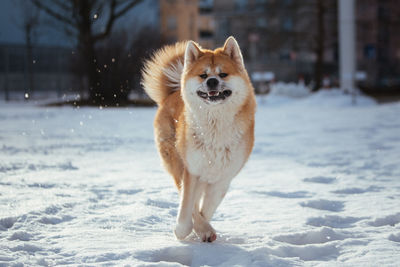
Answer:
142, 36, 256, 242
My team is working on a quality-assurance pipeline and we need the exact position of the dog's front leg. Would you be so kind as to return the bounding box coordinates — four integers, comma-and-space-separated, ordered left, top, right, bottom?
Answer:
174, 169, 198, 240
200, 179, 231, 222
192, 180, 216, 242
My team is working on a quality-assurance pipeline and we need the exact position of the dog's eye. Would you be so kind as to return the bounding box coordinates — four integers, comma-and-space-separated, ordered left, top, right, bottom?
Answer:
199, 74, 208, 79
219, 73, 228, 78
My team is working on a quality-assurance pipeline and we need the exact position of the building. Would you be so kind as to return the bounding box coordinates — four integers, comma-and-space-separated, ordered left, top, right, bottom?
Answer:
161, 0, 336, 83
160, 0, 215, 48
198, 0, 215, 48
159, 0, 400, 91
356, 0, 400, 90
213, 0, 338, 84
160, 0, 198, 44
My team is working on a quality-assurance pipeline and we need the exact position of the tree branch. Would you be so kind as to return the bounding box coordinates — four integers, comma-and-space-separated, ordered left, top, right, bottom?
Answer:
52, 0, 72, 12
92, 0, 116, 41
93, 0, 143, 41
114, 0, 143, 18
31, 0, 75, 26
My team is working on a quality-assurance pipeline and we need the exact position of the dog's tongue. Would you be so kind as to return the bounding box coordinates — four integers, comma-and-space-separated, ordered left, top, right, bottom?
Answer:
208, 91, 219, 96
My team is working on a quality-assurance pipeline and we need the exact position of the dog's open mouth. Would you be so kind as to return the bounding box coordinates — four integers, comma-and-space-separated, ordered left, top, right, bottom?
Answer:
197, 90, 232, 102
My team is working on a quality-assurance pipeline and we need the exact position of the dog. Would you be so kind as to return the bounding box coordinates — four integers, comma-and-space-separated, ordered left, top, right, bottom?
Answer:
142, 36, 256, 242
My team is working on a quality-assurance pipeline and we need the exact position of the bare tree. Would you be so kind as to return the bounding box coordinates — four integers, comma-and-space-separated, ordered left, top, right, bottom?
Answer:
31, 0, 143, 105
295, 0, 337, 91
312, 0, 337, 91
14, 0, 41, 99
75, 26, 164, 106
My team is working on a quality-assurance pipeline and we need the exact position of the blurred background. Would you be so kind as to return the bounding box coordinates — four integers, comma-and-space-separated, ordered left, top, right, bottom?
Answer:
0, 0, 399, 106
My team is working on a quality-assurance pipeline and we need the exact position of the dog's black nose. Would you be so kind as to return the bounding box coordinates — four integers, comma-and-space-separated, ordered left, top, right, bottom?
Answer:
206, 78, 219, 88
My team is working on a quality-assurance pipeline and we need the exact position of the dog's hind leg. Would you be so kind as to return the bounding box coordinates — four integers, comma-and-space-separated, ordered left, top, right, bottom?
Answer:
158, 140, 183, 190
154, 114, 183, 191
174, 169, 199, 240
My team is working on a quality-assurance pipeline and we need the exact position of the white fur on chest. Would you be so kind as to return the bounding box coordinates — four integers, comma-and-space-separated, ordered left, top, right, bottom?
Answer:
185, 108, 246, 184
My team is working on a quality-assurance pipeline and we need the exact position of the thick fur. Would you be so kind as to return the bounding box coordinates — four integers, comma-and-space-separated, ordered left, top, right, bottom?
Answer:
141, 37, 256, 242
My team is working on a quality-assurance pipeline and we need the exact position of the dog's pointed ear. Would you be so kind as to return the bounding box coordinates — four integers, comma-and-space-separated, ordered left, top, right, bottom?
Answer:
223, 36, 244, 67
184, 41, 203, 67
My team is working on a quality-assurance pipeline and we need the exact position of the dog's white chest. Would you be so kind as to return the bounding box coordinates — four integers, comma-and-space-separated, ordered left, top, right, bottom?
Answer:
185, 116, 246, 184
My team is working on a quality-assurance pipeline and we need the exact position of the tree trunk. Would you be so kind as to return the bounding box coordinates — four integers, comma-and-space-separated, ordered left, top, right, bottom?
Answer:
76, 0, 102, 105
4, 47, 10, 101
313, 0, 325, 91
26, 24, 35, 99
82, 37, 99, 104
31, 0, 145, 106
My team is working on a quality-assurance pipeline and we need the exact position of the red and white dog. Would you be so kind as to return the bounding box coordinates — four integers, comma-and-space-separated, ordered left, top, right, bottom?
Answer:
142, 37, 256, 242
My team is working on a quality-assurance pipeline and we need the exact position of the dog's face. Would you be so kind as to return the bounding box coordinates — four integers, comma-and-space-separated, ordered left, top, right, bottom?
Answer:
181, 37, 251, 108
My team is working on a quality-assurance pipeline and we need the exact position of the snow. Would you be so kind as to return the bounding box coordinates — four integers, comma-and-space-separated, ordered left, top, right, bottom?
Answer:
1, 89, 400, 266
270, 82, 311, 98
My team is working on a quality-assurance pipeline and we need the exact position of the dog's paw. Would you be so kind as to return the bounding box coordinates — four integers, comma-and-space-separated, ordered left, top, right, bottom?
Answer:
193, 220, 217, 242
174, 221, 193, 240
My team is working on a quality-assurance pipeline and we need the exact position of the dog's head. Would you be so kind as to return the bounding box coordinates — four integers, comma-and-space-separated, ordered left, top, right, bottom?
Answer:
181, 37, 252, 109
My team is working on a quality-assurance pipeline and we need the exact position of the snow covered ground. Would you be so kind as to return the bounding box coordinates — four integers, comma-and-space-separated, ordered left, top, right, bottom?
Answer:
1, 90, 400, 266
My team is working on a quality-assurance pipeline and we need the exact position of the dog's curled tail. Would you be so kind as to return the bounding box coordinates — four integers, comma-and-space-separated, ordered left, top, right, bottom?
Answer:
141, 42, 187, 105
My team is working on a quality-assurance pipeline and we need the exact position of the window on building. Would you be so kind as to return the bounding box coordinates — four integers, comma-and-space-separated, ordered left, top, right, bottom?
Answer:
167, 16, 177, 30
364, 44, 376, 59
199, 30, 214, 39
199, 0, 213, 13
279, 50, 290, 61
255, 0, 267, 11
257, 17, 267, 28
282, 18, 293, 31
284, 0, 292, 6
235, 0, 247, 12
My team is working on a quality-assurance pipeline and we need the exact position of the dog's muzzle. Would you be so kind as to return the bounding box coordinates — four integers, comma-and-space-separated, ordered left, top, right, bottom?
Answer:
197, 77, 232, 102
197, 89, 232, 102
